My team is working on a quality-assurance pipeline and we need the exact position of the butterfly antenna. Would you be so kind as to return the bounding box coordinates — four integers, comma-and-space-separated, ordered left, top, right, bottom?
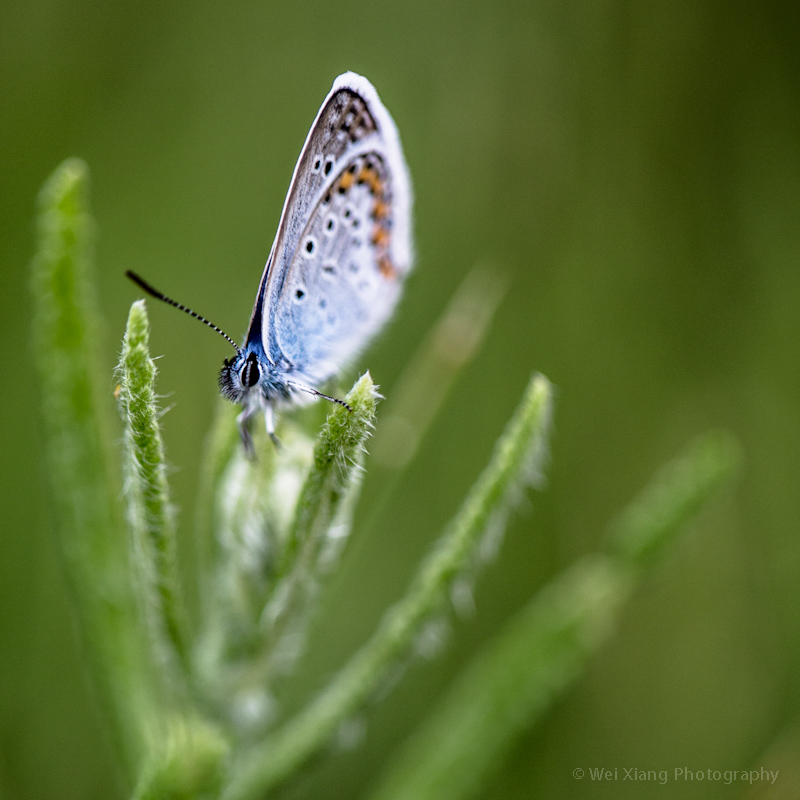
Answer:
126, 270, 242, 355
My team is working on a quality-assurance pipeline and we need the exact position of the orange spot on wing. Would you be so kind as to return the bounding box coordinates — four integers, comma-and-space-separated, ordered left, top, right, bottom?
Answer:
372, 226, 390, 249
339, 171, 354, 191
369, 175, 383, 194
378, 256, 397, 280
357, 167, 383, 195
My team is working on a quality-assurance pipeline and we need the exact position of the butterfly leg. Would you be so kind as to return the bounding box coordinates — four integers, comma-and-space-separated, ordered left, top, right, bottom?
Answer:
264, 403, 281, 448
287, 380, 353, 412
237, 406, 257, 459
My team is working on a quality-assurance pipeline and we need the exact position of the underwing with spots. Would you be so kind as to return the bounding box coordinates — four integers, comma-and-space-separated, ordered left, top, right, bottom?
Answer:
127, 72, 413, 454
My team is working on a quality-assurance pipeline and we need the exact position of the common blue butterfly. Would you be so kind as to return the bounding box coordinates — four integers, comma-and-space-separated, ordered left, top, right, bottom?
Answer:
128, 72, 413, 454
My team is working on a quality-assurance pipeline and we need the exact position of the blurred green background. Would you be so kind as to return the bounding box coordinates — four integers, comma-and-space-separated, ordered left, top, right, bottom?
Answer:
2, 1, 799, 798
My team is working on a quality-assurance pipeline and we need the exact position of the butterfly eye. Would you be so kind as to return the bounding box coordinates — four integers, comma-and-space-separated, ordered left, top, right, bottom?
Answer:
240, 353, 261, 388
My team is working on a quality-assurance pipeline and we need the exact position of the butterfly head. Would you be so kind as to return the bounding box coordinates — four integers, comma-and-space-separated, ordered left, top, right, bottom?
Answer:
219, 349, 262, 403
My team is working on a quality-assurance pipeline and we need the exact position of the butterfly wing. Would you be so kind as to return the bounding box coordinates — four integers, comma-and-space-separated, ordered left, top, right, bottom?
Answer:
253, 72, 413, 385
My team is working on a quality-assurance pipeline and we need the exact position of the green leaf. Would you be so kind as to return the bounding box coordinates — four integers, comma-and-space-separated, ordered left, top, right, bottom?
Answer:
260, 374, 378, 659
370, 266, 507, 469
279, 373, 380, 573
196, 376, 376, 733
366, 557, 629, 800
133, 714, 230, 800
118, 299, 190, 691
607, 429, 742, 567
30, 159, 153, 775
364, 430, 741, 800
195, 417, 313, 726
221, 374, 553, 800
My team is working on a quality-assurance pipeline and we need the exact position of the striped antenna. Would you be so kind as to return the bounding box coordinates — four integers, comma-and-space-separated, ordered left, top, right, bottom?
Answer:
126, 270, 241, 355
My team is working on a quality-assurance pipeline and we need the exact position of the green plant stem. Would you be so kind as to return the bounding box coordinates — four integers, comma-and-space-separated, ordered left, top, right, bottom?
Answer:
194, 401, 240, 611
196, 376, 377, 733
260, 374, 379, 662
607, 429, 742, 567
195, 421, 311, 706
132, 713, 230, 800
221, 374, 553, 800
371, 265, 507, 469
366, 557, 629, 800
278, 373, 379, 575
119, 299, 190, 688
364, 430, 741, 800
30, 159, 152, 775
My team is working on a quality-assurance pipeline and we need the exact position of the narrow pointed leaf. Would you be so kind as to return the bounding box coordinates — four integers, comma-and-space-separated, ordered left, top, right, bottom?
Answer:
30, 159, 152, 773
367, 557, 628, 800
371, 266, 507, 469
195, 420, 313, 727
118, 299, 189, 687
365, 430, 741, 800
607, 429, 742, 567
222, 374, 553, 800
197, 376, 376, 732
259, 374, 379, 667
132, 714, 230, 800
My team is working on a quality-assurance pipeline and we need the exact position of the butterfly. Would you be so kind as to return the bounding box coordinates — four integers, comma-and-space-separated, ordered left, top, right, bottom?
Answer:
128, 72, 413, 454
